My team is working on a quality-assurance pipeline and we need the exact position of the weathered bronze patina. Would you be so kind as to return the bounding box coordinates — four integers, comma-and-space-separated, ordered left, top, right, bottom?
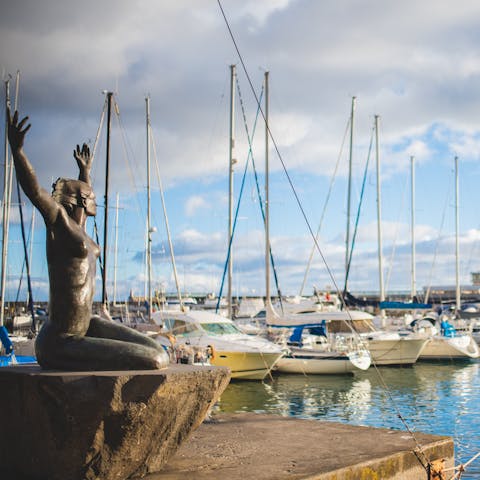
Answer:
7, 109, 169, 370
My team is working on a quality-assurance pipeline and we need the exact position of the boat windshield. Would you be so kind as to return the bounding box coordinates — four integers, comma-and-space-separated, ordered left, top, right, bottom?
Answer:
162, 318, 199, 335
200, 322, 242, 335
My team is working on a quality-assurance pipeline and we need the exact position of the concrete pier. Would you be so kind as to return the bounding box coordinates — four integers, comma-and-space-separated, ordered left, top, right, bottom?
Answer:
156, 413, 454, 480
0, 364, 230, 480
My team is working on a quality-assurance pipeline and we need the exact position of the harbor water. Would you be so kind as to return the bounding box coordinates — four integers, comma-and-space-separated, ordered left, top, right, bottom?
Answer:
217, 361, 480, 479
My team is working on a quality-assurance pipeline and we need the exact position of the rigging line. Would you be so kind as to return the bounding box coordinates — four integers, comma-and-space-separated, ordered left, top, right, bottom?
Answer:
16, 178, 36, 332
339, 126, 432, 468
215, 82, 264, 312
384, 173, 408, 294
217, 0, 347, 313
91, 96, 107, 165
112, 99, 146, 220
424, 180, 452, 304
217, 2, 432, 471
218, 0, 375, 353
14, 207, 34, 303
344, 124, 375, 293
236, 74, 283, 306
150, 126, 185, 311
299, 116, 350, 297
93, 217, 105, 299
218, 1, 367, 344
241, 86, 284, 308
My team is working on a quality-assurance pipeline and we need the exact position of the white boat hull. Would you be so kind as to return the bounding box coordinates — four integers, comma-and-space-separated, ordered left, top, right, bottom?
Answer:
419, 334, 480, 360
366, 337, 429, 366
275, 349, 371, 375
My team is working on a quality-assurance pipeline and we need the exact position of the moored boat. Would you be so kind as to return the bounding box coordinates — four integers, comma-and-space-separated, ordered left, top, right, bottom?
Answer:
152, 309, 284, 380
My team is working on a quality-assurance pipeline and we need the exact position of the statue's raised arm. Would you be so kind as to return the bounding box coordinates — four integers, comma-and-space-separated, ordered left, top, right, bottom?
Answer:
74, 143, 93, 186
7, 107, 169, 372
7, 108, 60, 226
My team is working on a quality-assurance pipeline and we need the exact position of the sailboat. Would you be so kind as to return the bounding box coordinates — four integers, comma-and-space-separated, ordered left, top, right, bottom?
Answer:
416, 156, 479, 360
143, 85, 283, 380
289, 111, 428, 367
0, 73, 37, 366
365, 121, 430, 365
256, 81, 370, 375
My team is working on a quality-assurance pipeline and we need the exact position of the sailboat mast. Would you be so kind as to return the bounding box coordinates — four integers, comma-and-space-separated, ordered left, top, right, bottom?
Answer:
410, 155, 416, 300
345, 96, 356, 291
264, 71, 270, 307
227, 64, 236, 318
102, 91, 113, 308
146, 96, 153, 321
113, 193, 119, 306
0, 79, 11, 327
455, 156, 460, 311
375, 115, 385, 318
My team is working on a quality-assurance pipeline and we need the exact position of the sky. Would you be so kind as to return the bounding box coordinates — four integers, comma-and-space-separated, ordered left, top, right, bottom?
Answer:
2, 0, 480, 302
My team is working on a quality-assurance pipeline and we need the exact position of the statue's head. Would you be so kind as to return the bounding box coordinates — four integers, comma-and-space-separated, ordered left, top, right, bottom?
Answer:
52, 178, 96, 216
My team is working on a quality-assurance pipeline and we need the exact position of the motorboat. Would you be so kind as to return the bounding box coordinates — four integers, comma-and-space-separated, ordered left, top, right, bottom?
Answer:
266, 306, 429, 366
273, 324, 371, 375
411, 314, 480, 360
152, 309, 284, 380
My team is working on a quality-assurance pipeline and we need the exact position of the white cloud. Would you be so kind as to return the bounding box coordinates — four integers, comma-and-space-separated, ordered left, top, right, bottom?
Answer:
184, 195, 209, 217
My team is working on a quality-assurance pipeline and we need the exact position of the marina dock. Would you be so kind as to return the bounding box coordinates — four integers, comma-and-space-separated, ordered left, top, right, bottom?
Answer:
156, 412, 453, 479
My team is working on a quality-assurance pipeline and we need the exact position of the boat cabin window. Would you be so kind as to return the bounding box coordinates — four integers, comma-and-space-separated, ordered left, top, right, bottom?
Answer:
201, 322, 241, 335
163, 318, 197, 335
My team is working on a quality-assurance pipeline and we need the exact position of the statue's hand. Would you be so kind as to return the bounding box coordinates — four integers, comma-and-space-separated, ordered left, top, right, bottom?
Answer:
7, 108, 31, 152
74, 143, 92, 172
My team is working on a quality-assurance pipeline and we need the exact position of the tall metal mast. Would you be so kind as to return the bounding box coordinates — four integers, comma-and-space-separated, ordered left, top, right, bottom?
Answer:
0, 79, 11, 327
113, 193, 119, 306
264, 71, 270, 308
146, 96, 153, 321
102, 91, 113, 308
345, 96, 356, 290
227, 64, 236, 318
455, 156, 460, 312
375, 115, 385, 323
410, 155, 416, 300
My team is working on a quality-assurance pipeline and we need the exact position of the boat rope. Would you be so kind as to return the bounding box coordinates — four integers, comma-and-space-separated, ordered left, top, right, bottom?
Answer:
113, 98, 147, 219
93, 217, 106, 303
217, 1, 433, 473
15, 184, 36, 333
384, 173, 408, 293
299, 116, 350, 297
215, 81, 264, 312
14, 211, 34, 303
150, 125, 186, 311
343, 122, 375, 294
7, 73, 36, 334
236, 75, 284, 308
445, 450, 480, 479
90, 95, 107, 167
424, 177, 452, 304
217, 0, 350, 314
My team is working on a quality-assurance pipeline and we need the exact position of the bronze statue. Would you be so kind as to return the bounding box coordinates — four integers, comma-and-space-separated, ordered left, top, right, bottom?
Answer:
7, 109, 169, 371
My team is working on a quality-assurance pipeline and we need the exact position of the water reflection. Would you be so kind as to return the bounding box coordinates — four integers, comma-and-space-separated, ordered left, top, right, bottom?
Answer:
217, 362, 480, 479
219, 374, 372, 422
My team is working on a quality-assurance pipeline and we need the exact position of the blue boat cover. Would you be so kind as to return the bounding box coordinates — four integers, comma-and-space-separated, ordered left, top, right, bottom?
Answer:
0, 326, 13, 355
0, 355, 37, 367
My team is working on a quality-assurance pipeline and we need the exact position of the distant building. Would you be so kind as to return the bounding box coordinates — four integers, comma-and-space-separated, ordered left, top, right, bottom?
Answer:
423, 284, 480, 301
471, 272, 480, 285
